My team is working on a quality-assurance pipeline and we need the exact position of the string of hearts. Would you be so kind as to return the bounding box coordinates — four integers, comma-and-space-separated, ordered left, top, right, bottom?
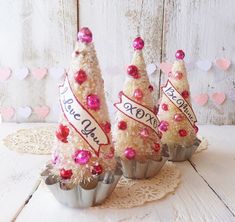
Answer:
0, 67, 66, 81
0, 105, 60, 121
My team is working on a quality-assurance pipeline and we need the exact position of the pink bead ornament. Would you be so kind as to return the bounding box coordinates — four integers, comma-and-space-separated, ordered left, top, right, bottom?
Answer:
102, 121, 111, 134
60, 169, 73, 180
124, 147, 136, 160
153, 143, 161, 152
74, 69, 87, 85
179, 129, 187, 137
175, 50, 185, 60
161, 103, 168, 111
73, 150, 91, 165
91, 164, 103, 175
181, 90, 189, 99
127, 65, 139, 79
133, 37, 144, 50
118, 120, 127, 130
134, 88, 143, 100
87, 94, 100, 111
77, 27, 93, 43
174, 114, 183, 122
158, 121, 169, 132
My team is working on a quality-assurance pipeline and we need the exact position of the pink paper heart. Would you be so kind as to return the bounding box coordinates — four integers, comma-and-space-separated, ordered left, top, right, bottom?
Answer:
215, 58, 231, 71
228, 89, 235, 102
34, 106, 50, 119
17, 106, 32, 119
159, 62, 173, 75
211, 92, 226, 105
0, 107, 15, 121
15, 67, 29, 80
196, 60, 212, 71
32, 68, 48, 80
193, 93, 209, 106
0, 68, 11, 82
50, 67, 65, 80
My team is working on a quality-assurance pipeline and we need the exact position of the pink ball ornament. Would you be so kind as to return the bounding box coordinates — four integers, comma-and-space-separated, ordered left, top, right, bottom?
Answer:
133, 37, 144, 50
161, 103, 168, 111
74, 69, 87, 85
118, 120, 127, 130
179, 129, 188, 137
124, 147, 136, 160
77, 27, 92, 43
181, 90, 190, 99
102, 121, 111, 134
87, 94, 100, 111
158, 121, 169, 132
73, 150, 91, 165
153, 143, 161, 152
174, 71, 183, 80
174, 114, 183, 122
175, 50, 185, 60
60, 168, 73, 180
127, 65, 139, 79
134, 88, 143, 101
91, 164, 103, 175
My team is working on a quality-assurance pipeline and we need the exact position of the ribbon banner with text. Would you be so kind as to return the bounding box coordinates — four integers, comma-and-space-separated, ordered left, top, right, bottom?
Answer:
59, 75, 109, 156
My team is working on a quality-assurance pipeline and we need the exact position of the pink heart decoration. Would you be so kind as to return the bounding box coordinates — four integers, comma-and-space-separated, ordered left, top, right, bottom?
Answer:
17, 106, 32, 119
196, 60, 212, 71
0, 68, 11, 82
215, 58, 231, 71
0, 107, 15, 121
50, 67, 65, 80
32, 68, 48, 80
15, 67, 29, 80
159, 62, 173, 75
211, 92, 226, 105
193, 93, 209, 106
228, 89, 235, 102
34, 106, 50, 119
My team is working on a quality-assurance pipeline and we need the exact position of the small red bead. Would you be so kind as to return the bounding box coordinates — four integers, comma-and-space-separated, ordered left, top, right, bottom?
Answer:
134, 88, 143, 101
181, 90, 189, 99
153, 143, 161, 152
175, 50, 185, 60
148, 85, 154, 92
179, 129, 188, 137
60, 168, 73, 179
161, 103, 168, 111
56, 124, 70, 143
127, 65, 140, 79
102, 121, 111, 134
118, 120, 127, 130
133, 37, 144, 50
74, 69, 87, 85
91, 164, 103, 175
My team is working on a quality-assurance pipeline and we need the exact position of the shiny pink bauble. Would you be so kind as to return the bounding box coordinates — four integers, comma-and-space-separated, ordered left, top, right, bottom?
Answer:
174, 71, 183, 80
153, 143, 161, 152
139, 128, 149, 138
158, 121, 169, 132
134, 88, 143, 100
175, 50, 185, 60
181, 90, 190, 99
124, 147, 136, 160
86, 94, 100, 111
77, 27, 93, 43
74, 69, 87, 85
91, 164, 103, 175
73, 150, 91, 165
60, 168, 73, 179
127, 65, 139, 79
161, 103, 168, 111
133, 37, 144, 50
179, 129, 188, 137
118, 120, 127, 130
102, 121, 111, 134
174, 114, 183, 122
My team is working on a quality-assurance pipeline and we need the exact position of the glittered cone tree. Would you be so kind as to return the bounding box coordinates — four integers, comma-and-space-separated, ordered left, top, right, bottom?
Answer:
114, 37, 168, 179
41, 27, 121, 208
157, 50, 200, 161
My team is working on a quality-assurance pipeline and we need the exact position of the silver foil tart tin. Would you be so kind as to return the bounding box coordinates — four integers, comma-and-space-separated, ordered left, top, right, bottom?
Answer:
41, 165, 122, 208
117, 145, 169, 179
168, 138, 201, 162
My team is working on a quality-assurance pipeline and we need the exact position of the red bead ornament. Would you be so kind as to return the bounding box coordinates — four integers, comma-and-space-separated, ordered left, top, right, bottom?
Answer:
134, 88, 143, 101
181, 90, 189, 99
91, 164, 103, 175
127, 65, 139, 79
73, 150, 92, 165
74, 69, 87, 85
133, 37, 144, 50
174, 114, 183, 122
174, 71, 183, 80
153, 143, 161, 152
161, 103, 168, 111
60, 168, 73, 180
77, 27, 92, 43
179, 129, 188, 137
124, 147, 136, 160
87, 94, 100, 111
139, 128, 149, 138
148, 85, 154, 92
56, 124, 70, 143
158, 121, 169, 132
118, 120, 127, 130
175, 50, 185, 60
102, 121, 111, 133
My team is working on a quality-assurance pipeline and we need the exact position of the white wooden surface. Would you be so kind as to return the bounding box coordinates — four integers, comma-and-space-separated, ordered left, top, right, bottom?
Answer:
0, 123, 235, 221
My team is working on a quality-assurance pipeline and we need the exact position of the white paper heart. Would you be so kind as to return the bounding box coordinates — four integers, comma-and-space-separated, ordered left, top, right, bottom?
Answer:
15, 67, 29, 80
196, 60, 212, 71
50, 67, 65, 80
146, 63, 157, 75
17, 106, 32, 119
185, 62, 195, 71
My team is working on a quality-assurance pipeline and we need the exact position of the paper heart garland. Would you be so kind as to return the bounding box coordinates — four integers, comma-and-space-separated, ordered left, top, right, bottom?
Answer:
146, 63, 157, 75
196, 60, 212, 71
15, 67, 29, 80
0, 107, 15, 120
17, 106, 32, 119
228, 89, 235, 102
34, 106, 50, 119
159, 62, 173, 75
32, 68, 48, 80
211, 92, 226, 105
50, 67, 65, 80
193, 93, 209, 106
0, 68, 11, 82
215, 58, 231, 71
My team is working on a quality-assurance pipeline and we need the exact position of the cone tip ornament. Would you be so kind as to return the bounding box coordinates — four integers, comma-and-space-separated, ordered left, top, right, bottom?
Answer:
175, 50, 185, 60
133, 37, 144, 50
77, 27, 93, 43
